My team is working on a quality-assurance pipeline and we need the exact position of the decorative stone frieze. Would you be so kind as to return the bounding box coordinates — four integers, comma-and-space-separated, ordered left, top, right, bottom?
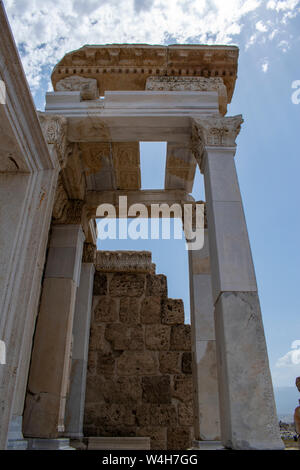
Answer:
191, 114, 243, 170
56, 75, 99, 100
37, 112, 68, 168
112, 142, 141, 190
51, 44, 238, 101
96, 251, 153, 273
146, 76, 228, 115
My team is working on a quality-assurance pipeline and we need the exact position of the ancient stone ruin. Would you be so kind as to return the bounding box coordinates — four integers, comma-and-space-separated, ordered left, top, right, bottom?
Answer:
84, 251, 194, 449
0, 2, 284, 450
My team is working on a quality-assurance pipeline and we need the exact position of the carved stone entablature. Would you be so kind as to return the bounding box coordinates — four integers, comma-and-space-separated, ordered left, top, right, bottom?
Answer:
51, 44, 238, 101
146, 76, 228, 115
82, 242, 97, 264
95, 250, 153, 273
56, 75, 99, 100
37, 112, 68, 169
191, 114, 243, 170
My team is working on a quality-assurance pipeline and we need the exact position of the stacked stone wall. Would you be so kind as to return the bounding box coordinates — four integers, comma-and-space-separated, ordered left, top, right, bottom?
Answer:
84, 257, 194, 450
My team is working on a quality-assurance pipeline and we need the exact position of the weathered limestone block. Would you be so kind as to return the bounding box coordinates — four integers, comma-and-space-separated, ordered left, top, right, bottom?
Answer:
109, 273, 145, 297
93, 273, 107, 295
142, 376, 171, 404
116, 351, 158, 376
108, 377, 142, 405
150, 405, 177, 426
170, 325, 191, 351
136, 404, 151, 426
167, 426, 192, 450
86, 376, 142, 405
159, 351, 181, 374
172, 375, 193, 402
140, 296, 162, 324
56, 75, 99, 100
145, 274, 167, 297
105, 324, 144, 351
96, 352, 116, 376
93, 296, 119, 323
119, 297, 141, 324
87, 350, 97, 375
88, 324, 106, 351
182, 352, 192, 374
162, 299, 185, 325
136, 426, 167, 450
145, 325, 170, 350
178, 402, 194, 426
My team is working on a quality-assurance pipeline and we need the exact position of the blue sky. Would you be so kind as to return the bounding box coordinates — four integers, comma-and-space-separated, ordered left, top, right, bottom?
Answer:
4, 0, 300, 413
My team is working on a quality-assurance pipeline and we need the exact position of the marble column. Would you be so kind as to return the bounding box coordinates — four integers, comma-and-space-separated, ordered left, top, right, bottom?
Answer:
188, 229, 221, 443
192, 116, 283, 450
64, 244, 95, 439
23, 224, 85, 440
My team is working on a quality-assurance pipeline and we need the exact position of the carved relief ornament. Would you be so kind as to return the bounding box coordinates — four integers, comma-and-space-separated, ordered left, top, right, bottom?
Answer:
38, 112, 68, 169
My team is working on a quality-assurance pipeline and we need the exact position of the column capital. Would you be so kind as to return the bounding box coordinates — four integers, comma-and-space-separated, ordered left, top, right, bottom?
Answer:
37, 112, 69, 169
191, 114, 243, 171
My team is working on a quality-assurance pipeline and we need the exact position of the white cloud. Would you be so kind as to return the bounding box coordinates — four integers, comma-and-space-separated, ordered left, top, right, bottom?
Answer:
271, 341, 300, 387
256, 20, 268, 32
262, 60, 269, 72
2, 0, 300, 96
276, 341, 300, 367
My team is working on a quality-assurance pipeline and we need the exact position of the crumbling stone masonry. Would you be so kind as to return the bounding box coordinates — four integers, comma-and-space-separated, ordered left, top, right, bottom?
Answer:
84, 251, 194, 450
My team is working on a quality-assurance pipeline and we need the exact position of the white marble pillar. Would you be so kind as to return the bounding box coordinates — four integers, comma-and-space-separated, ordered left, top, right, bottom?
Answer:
23, 224, 85, 439
188, 229, 221, 443
192, 116, 283, 450
64, 250, 95, 438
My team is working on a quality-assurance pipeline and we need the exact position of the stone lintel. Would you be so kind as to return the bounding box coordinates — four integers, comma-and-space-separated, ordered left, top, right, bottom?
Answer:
95, 251, 153, 273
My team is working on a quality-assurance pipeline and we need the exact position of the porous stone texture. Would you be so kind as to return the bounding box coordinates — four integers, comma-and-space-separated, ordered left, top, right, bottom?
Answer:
84, 255, 194, 449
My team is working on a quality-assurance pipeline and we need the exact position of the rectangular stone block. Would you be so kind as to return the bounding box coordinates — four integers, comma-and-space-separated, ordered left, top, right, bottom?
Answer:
93, 296, 119, 323
181, 352, 192, 374
141, 296, 162, 324
145, 325, 170, 350
136, 426, 167, 450
178, 402, 194, 426
89, 324, 106, 351
194, 340, 220, 441
161, 299, 185, 325
96, 352, 116, 376
214, 291, 284, 450
116, 351, 159, 376
142, 376, 171, 404
167, 426, 192, 450
170, 325, 191, 351
93, 273, 107, 295
105, 324, 144, 351
172, 375, 193, 402
87, 437, 150, 450
119, 297, 141, 324
206, 199, 257, 302
150, 405, 177, 426
159, 351, 181, 374
145, 274, 167, 297
109, 273, 145, 297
